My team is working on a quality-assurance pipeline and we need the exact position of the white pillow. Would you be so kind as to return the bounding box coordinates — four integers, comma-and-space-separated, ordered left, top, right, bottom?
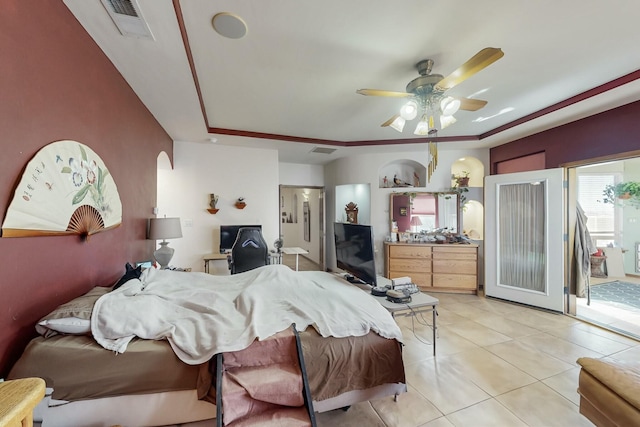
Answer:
37, 317, 90, 335
36, 286, 110, 337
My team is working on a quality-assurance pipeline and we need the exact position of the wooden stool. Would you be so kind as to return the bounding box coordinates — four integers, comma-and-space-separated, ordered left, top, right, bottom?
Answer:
0, 377, 46, 427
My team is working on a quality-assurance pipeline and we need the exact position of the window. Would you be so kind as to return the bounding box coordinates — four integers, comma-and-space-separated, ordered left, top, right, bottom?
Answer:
577, 173, 621, 247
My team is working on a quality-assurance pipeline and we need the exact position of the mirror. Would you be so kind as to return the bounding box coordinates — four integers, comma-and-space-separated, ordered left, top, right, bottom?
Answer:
390, 192, 460, 234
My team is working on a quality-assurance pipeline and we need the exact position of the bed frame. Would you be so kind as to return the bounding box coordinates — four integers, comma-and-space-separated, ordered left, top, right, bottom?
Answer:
34, 383, 406, 426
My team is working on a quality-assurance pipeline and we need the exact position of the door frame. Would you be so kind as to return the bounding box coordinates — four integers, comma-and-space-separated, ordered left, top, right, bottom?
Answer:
279, 185, 326, 271
563, 150, 640, 317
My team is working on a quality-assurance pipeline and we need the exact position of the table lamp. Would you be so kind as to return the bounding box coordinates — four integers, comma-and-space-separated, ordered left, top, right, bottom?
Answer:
410, 216, 422, 233
148, 217, 182, 269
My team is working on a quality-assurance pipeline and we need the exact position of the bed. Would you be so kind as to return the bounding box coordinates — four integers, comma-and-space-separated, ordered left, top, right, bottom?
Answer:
8, 265, 406, 427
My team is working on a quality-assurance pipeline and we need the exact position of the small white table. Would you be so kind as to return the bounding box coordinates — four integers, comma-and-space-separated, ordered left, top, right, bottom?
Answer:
281, 247, 309, 271
348, 275, 439, 356
372, 292, 439, 355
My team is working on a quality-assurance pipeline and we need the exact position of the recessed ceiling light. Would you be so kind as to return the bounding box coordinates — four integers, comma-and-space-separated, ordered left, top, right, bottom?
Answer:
212, 12, 247, 39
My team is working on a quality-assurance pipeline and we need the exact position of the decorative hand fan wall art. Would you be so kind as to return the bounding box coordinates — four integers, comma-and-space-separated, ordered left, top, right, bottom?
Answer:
2, 140, 122, 240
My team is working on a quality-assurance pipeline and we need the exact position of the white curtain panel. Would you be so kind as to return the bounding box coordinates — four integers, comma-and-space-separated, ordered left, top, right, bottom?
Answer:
498, 182, 546, 292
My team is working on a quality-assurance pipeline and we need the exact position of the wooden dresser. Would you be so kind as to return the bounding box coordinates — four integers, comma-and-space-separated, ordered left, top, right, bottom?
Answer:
384, 242, 478, 294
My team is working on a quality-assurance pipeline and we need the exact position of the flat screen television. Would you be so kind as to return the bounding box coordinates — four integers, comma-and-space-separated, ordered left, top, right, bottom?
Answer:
219, 225, 262, 253
334, 222, 377, 286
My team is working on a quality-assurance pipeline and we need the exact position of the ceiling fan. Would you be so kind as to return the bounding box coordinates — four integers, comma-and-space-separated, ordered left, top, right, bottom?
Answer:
357, 47, 504, 135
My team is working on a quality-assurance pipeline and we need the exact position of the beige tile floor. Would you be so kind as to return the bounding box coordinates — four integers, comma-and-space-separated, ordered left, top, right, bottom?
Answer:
177, 290, 639, 427
311, 292, 640, 427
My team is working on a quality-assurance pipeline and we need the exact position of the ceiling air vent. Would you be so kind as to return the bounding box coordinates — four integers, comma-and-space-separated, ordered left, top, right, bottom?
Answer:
100, 0, 154, 40
311, 147, 337, 154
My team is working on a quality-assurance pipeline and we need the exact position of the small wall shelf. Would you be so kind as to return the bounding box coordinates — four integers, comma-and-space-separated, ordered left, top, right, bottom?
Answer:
207, 208, 219, 214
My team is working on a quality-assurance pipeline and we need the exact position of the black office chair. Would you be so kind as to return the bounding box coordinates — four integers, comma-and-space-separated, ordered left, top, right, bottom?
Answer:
228, 227, 270, 274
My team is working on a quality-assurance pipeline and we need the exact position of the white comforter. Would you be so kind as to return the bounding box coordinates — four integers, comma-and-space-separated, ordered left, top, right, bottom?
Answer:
91, 264, 402, 364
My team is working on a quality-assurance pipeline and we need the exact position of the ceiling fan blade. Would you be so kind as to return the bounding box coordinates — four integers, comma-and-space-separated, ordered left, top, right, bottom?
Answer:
458, 98, 488, 111
357, 89, 413, 98
434, 47, 504, 92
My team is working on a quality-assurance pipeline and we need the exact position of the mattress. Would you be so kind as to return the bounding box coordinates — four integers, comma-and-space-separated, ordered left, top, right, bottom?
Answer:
8, 335, 210, 401
9, 329, 404, 405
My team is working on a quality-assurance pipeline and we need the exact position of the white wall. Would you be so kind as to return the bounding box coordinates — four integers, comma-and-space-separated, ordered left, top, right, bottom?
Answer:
157, 141, 280, 273
279, 162, 324, 186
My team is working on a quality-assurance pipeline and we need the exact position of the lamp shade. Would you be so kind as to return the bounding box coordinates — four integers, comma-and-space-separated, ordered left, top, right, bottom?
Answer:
148, 217, 182, 240
400, 100, 418, 120
410, 215, 422, 233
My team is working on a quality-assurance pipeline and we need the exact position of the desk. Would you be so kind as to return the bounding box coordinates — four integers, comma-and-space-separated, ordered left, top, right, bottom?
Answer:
203, 253, 229, 274
281, 247, 309, 271
0, 377, 46, 427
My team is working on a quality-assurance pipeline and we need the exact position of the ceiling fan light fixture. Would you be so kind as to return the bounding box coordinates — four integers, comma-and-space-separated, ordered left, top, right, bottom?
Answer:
381, 114, 405, 132
414, 114, 430, 135
440, 114, 457, 129
440, 96, 461, 116
390, 116, 406, 132
399, 100, 418, 120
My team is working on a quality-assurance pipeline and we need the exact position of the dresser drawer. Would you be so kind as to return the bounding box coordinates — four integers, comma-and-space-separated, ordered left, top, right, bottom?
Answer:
432, 259, 476, 275
389, 270, 431, 288
389, 245, 432, 259
432, 246, 477, 260
432, 273, 477, 289
389, 258, 431, 273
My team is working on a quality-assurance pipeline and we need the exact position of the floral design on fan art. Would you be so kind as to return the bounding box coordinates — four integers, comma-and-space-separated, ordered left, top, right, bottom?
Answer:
60, 144, 113, 216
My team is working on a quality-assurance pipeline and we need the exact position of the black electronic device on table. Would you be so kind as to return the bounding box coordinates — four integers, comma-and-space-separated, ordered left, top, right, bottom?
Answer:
219, 224, 262, 253
334, 222, 377, 287
386, 289, 412, 304
371, 286, 388, 296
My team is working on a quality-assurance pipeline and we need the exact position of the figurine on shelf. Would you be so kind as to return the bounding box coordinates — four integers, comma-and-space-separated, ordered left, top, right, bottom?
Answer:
207, 193, 220, 214
383, 176, 388, 187
393, 174, 410, 187
235, 197, 246, 209
345, 202, 359, 224
413, 172, 420, 187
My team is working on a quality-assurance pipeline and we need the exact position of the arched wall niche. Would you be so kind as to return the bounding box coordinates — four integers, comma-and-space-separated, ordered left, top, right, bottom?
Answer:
378, 159, 427, 188
451, 156, 484, 187
463, 200, 484, 240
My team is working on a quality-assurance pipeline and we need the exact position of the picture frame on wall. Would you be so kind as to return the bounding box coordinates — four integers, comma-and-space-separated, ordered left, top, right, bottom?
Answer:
303, 201, 310, 242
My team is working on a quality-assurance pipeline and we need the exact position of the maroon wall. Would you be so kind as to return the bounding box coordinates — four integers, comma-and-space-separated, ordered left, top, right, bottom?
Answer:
0, 2, 173, 376
490, 100, 640, 172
